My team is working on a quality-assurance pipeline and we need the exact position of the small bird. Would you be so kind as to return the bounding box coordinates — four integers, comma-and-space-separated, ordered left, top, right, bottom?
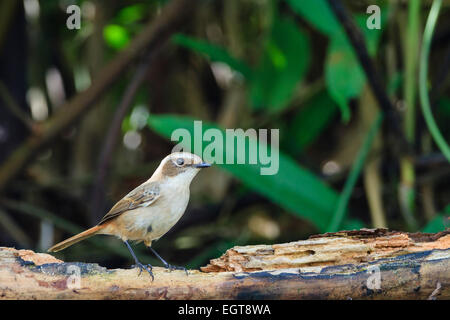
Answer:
48, 152, 210, 280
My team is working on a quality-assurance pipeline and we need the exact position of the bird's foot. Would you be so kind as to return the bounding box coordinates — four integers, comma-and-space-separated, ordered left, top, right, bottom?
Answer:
131, 263, 154, 280
164, 263, 188, 276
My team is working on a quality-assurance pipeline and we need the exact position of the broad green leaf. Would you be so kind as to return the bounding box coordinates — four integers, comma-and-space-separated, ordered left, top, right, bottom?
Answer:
422, 215, 449, 233
147, 115, 339, 232
172, 34, 252, 79
285, 0, 341, 36
249, 16, 310, 111
325, 34, 365, 122
288, 1, 387, 120
284, 91, 338, 154
325, 14, 386, 121
103, 24, 130, 49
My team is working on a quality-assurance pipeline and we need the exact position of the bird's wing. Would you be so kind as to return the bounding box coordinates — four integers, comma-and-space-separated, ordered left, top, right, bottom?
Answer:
98, 181, 161, 225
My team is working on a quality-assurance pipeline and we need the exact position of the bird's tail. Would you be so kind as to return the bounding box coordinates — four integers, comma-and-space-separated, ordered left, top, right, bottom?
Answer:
48, 225, 105, 252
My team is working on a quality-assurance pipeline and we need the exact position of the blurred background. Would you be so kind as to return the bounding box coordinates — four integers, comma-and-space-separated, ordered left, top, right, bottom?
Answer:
0, 0, 449, 270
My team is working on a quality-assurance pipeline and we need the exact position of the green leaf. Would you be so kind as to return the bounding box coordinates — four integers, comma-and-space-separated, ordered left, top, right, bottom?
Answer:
356, 15, 385, 56
284, 91, 338, 153
147, 115, 339, 232
422, 204, 450, 233
325, 34, 365, 122
172, 34, 252, 79
324, 15, 385, 122
285, 0, 341, 36
422, 216, 449, 233
103, 24, 130, 49
249, 16, 310, 111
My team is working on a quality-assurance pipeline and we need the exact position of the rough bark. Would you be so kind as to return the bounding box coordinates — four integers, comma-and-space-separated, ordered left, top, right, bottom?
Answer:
0, 229, 449, 299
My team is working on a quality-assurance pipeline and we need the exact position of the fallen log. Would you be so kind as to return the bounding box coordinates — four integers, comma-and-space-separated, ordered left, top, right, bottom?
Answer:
0, 229, 448, 299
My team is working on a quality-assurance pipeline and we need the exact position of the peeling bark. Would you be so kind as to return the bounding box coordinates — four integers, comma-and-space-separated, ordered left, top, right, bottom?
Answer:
202, 228, 450, 272
0, 229, 449, 299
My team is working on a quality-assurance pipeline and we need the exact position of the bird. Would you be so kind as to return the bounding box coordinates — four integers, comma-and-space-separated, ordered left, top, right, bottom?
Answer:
48, 152, 211, 280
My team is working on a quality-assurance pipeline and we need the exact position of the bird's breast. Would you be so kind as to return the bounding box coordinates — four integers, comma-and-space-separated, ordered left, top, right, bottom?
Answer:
112, 186, 190, 242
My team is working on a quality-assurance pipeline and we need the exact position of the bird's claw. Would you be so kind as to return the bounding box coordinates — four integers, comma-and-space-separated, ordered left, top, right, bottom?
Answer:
165, 264, 188, 275
132, 263, 154, 281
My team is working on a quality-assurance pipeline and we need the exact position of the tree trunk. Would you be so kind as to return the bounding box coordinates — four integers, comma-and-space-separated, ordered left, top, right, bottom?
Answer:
0, 228, 448, 299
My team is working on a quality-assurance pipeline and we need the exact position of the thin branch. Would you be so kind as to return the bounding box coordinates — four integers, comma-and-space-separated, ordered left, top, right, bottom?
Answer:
0, 80, 35, 131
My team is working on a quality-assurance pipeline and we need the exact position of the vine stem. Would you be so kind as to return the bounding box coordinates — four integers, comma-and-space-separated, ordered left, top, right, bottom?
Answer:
419, 0, 449, 161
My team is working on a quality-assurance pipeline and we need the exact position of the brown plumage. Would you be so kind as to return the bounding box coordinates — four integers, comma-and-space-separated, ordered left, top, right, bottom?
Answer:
48, 152, 210, 279
47, 225, 105, 252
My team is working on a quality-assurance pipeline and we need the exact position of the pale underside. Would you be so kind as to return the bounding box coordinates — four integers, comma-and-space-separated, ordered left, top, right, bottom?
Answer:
97, 174, 192, 247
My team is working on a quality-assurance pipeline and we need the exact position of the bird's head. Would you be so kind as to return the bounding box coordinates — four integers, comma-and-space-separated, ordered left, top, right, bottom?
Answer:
153, 152, 210, 184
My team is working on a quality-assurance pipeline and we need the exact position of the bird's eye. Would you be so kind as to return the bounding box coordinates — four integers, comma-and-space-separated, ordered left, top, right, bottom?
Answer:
176, 158, 184, 166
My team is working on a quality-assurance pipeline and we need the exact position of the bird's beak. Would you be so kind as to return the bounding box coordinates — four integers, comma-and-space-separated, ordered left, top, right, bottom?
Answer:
194, 162, 211, 168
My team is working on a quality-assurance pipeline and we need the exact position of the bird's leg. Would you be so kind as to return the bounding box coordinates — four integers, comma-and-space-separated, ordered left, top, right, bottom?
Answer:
149, 247, 188, 275
124, 240, 154, 280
